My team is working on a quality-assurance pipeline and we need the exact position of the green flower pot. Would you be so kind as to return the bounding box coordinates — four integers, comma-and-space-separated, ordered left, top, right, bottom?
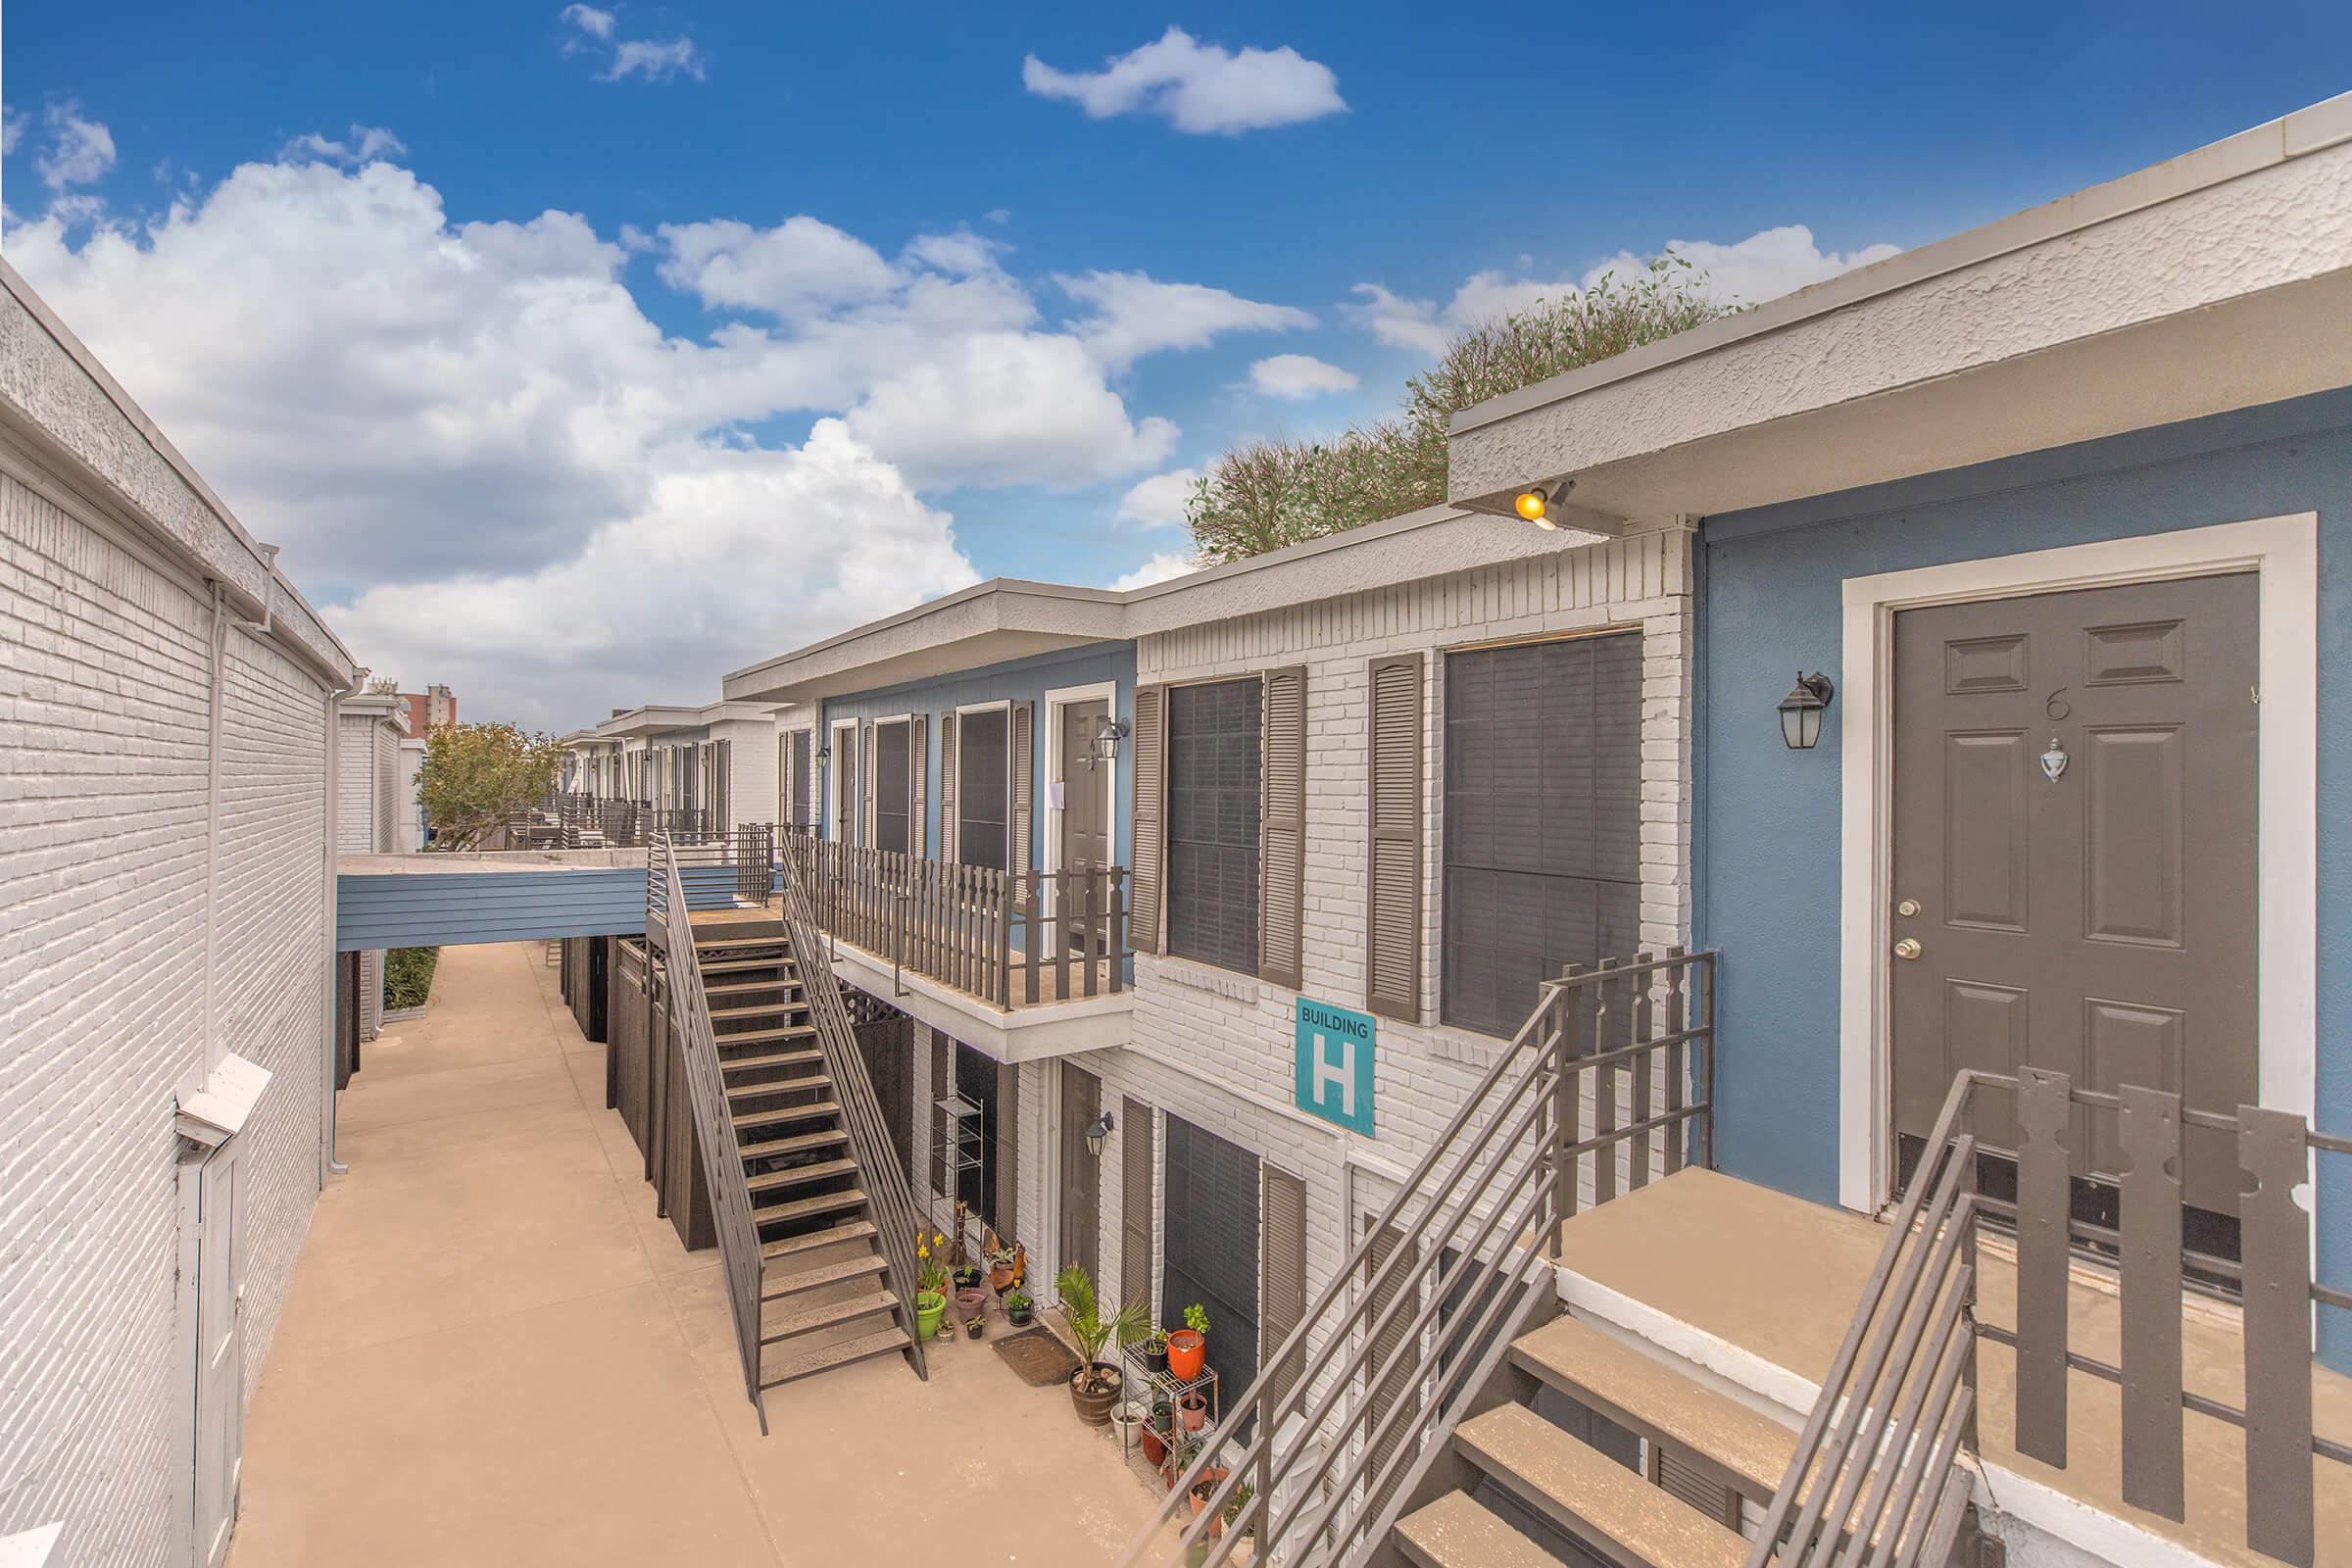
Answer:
915, 1290, 948, 1341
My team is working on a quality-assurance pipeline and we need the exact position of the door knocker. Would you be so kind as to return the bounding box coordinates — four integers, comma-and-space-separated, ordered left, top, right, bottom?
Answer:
2040, 735, 2069, 783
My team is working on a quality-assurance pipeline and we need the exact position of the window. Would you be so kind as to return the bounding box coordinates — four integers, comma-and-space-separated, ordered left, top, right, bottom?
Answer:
1166, 678, 1261, 973
956, 708, 1010, 870
1442, 633, 1642, 1037
786, 731, 812, 829
873, 720, 911, 854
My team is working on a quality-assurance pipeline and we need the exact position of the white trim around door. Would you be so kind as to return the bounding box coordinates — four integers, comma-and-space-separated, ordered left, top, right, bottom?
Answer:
1044, 681, 1118, 915
1837, 513, 2318, 1213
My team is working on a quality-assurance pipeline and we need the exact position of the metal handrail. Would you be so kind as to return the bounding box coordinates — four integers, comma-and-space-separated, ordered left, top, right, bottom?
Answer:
1750, 1067, 2348, 1568
648, 833, 774, 1431
1117, 949, 1716, 1568
768, 834, 931, 1384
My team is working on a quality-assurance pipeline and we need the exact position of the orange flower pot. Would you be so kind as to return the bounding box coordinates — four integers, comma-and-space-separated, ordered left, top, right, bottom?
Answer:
1166, 1329, 1205, 1382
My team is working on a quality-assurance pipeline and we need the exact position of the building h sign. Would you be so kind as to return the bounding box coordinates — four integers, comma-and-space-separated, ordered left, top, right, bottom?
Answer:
1295, 997, 1376, 1136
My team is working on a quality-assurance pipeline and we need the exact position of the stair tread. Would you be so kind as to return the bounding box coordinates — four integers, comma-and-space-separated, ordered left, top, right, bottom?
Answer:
754, 1187, 868, 1225
738, 1127, 849, 1160
713, 1025, 818, 1046
1512, 1314, 1797, 1500
761, 1251, 888, 1299
710, 1000, 809, 1017
760, 1325, 908, 1390
1454, 1404, 1747, 1568
732, 1099, 840, 1130
1395, 1492, 1559, 1568
700, 957, 800, 975
746, 1157, 860, 1193
720, 1048, 824, 1073
707, 979, 804, 996
761, 1219, 878, 1261
760, 1287, 899, 1344
696, 936, 795, 951
726, 1074, 834, 1102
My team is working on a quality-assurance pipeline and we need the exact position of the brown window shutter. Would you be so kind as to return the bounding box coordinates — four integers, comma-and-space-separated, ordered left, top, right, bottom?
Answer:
1259, 665, 1307, 989
1010, 702, 1034, 888
1261, 1164, 1309, 1412
1367, 654, 1424, 1021
1365, 1219, 1421, 1428
1119, 1096, 1156, 1311
910, 715, 929, 856
939, 712, 958, 863
790, 731, 811, 829
1129, 687, 1166, 954
996, 1059, 1020, 1239
929, 1026, 951, 1196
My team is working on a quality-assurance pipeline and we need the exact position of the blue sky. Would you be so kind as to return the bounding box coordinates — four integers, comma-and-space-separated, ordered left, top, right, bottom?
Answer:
4, 4, 2347, 725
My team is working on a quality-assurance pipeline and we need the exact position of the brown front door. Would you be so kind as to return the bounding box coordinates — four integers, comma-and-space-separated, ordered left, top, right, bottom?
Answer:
1058, 698, 1111, 948
1890, 573, 2258, 1236
1058, 1062, 1102, 1282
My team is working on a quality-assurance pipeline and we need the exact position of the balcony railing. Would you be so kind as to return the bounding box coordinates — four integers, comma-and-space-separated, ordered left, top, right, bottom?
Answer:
781, 828, 1125, 1008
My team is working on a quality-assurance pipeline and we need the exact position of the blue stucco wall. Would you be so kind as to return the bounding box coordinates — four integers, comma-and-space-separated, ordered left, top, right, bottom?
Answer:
820, 641, 1137, 869
336, 863, 742, 949
1696, 388, 2351, 1362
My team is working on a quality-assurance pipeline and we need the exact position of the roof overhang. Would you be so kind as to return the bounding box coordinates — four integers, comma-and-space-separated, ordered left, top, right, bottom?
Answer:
724, 578, 1125, 706
595, 705, 706, 739
1446, 93, 2352, 522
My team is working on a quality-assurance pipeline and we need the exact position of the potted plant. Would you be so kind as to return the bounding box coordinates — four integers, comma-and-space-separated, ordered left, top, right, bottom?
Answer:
1140, 1327, 1171, 1376
1056, 1263, 1148, 1427
1140, 1398, 1172, 1468
1179, 1390, 1207, 1432
1221, 1486, 1256, 1560
1185, 1465, 1231, 1519
954, 1261, 984, 1294
1108, 1400, 1146, 1446
985, 1235, 1022, 1294
1004, 1289, 1034, 1328
965, 1310, 985, 1340
956, 1283, 988, 1321
914, 1232, 950, 1342
1167, 1302, 1209, 1382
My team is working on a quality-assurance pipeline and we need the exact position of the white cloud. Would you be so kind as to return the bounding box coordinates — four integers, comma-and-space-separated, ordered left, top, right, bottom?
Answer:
560, 3, 614, 38
1022, 26, 1345, 135
279, 124, 407, 167
2, 107, 24, 158
1348, 223, 1902, 359
1110, 551, 1197, 591
1116, 466, 1200, 529
1057, 270, 1313, 369
1581, 224, 1900, 307
4, 147, 1282, 724
1247, 353, 1357, 399
36, 102, 116, 190
560, 6, 705, 82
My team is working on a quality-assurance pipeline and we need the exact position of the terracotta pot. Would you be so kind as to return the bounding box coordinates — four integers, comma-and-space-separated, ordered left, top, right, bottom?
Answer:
1068, 1362, 1123, 1426
1184, 1468, 1229, 1517
1179, 1392, 1207, 1432
956, 1287, 987, 1318
1140, 1425, 1167, 1468
1166, 1329, 1205, 1382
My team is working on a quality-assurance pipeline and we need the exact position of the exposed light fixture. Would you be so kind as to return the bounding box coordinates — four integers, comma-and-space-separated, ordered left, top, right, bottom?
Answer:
1089, 715, 1131, 767
1778, 671, 1836, 751
1083, 1110, 1115, 1158
1514, 478, 1573, 529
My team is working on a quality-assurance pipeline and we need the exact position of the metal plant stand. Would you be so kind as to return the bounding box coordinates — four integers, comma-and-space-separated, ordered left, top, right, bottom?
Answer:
1119, 1346, 1220, 1492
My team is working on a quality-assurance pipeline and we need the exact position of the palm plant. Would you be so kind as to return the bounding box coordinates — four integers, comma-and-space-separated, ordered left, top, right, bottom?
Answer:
1056, 1263, 1148, 1394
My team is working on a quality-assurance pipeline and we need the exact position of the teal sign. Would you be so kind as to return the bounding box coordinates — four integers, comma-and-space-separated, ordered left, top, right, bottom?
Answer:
1295, 998, 1376, 1135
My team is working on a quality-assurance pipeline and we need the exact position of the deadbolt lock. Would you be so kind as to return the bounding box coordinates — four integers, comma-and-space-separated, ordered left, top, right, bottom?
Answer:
1896, 899, 1922, 918
1893, 938, 1923, 960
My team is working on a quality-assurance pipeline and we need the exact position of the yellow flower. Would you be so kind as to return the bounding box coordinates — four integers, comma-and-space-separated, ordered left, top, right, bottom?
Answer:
916, 1245, 929, 1259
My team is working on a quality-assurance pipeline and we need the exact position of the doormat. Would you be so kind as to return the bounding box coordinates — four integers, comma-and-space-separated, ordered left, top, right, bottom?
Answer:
993, 1327, 1081, 1388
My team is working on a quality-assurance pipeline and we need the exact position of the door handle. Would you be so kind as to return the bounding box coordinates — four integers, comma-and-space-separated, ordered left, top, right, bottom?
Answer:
1893, 938, 1923, 961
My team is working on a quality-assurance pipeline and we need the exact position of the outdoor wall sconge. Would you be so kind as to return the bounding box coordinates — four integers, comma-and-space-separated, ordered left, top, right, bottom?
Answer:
1083, 1109, 1115, 1158
1089, 715, 1131, 767
1778, 671, 1836, 750
815, 742, 831, 769
1513, 477, 1574, 530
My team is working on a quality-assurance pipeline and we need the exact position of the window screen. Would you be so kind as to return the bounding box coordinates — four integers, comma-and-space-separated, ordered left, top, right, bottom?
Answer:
873, 721, 911, 855
957, 709, 1010, 870
1442, 633, 1642, 1038
1166, 678, 1261, 974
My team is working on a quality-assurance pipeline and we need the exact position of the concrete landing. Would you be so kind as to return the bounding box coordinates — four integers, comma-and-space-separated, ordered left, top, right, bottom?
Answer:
230, 940, 1159, 1567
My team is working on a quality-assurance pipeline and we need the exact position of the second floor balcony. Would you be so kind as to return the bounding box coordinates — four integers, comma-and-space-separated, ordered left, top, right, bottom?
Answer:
781, 827, 1132, 1059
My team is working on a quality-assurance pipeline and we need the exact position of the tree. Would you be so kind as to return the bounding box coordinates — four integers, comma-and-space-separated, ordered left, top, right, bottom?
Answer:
1186, 256, 1738, 564
416, 721, 564, 851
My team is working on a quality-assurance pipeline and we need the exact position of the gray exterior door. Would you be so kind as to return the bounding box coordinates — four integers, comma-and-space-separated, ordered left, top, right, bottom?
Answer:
1890, 573, 2258, 1227
1057, 1062, 1102, 1283
1162, 1114, 1259, 1398
1058, 697, 1111, 870
873, 720, 911, 855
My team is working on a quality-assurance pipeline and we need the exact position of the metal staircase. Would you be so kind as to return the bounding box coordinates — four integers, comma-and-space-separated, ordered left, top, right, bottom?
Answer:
648, 830, 928, 1431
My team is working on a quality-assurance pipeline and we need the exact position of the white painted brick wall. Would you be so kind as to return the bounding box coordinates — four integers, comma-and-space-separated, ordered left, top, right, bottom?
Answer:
0, 470, 333, 1566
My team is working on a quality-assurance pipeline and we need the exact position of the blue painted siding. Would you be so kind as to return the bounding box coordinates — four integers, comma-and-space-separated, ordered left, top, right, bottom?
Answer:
1696, 388, 2351, 1362
337, 862, 745, 950
820, 642, 1137, 869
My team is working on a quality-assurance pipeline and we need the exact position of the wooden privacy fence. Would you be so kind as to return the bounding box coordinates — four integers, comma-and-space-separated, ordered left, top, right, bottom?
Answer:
781, 829, 1125, 1007
1750, 1067, 2348, 1568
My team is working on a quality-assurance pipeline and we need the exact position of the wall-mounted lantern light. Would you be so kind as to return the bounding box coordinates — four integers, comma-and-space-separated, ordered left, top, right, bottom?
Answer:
1089, 716, 1131, 768
1083, 1109, 1115, 1158
1778, 671, 1836, 751
815, 742, 832, 770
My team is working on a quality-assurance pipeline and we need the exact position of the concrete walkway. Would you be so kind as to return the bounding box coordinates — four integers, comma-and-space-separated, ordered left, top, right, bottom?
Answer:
231, 941, 1163, 1567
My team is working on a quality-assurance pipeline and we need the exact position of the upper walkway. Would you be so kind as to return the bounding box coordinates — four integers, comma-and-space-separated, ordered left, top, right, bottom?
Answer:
230, 939, 1160, 1566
